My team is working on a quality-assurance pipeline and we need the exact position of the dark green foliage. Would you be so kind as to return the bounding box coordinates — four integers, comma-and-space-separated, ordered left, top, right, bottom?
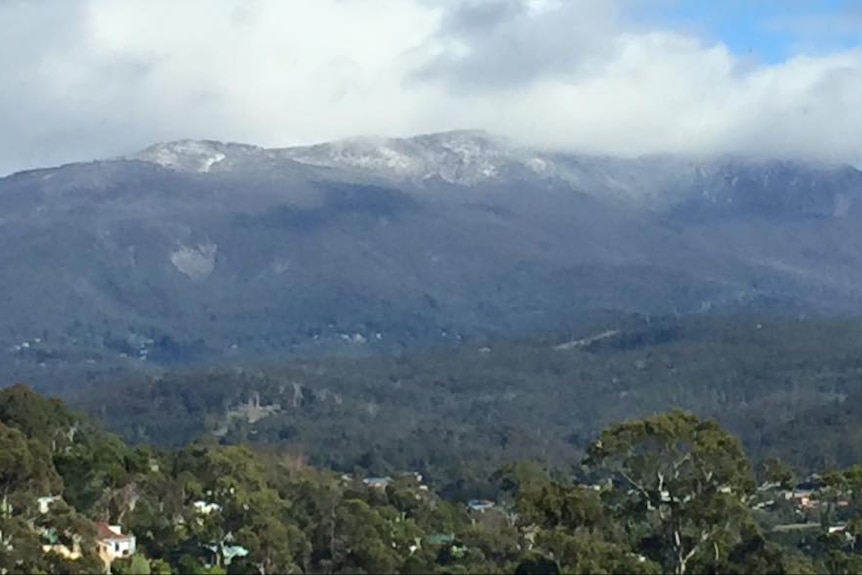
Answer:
0, 383, 76, 443
514, 553, 561, 575
13, 312, 862, 574
63, 314, 862, 485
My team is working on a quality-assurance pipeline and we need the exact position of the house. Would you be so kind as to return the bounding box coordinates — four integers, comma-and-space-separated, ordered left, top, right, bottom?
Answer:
40, 527, 82, 560
37, 495, 61, 514
96, 522, 136, 570
222, 545, 249, 565
467, 499, 496, 512
193, 500, 223, 515
783, 489, 819, 511
363, 477, 392, 489
757, 481, 784, 492
202, 544, 250, 568
202, 532, 250, 568
796, 475, 825, 492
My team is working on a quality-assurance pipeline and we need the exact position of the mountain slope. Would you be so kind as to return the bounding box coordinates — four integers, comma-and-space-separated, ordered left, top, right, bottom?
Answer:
2, 131, 862, 389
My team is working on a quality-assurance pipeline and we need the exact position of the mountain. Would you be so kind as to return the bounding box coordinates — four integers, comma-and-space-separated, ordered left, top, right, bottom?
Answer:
3, 130, 862, 389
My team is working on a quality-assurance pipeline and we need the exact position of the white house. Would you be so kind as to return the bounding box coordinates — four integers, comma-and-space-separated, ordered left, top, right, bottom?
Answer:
193, 500, 223, 515
96, 522, 136, 568
363, 477, 392, 489
37, 495, 61, 514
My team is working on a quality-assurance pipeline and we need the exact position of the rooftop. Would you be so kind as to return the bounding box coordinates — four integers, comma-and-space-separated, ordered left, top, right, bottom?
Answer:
95, 522, 133, 541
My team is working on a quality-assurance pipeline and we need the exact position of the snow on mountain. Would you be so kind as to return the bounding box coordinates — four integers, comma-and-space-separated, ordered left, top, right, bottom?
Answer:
121, 131, 862, 215
125, 131, 554, 185
126, 140, 262, 173
278, 130, 557, 185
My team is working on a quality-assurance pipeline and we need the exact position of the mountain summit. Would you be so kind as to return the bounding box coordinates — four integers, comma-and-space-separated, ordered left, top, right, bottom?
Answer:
125, 130, 546, 185
126, 139, 264, 173
278, 130, 553, 185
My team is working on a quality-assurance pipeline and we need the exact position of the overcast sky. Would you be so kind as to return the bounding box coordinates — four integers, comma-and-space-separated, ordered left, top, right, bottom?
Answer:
1, 0, 861, 175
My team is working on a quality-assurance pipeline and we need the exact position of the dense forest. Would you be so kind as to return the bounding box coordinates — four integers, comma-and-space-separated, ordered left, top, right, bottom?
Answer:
9, 314, 862, 573
7, 384, 862, 574
64, 314, 862, 489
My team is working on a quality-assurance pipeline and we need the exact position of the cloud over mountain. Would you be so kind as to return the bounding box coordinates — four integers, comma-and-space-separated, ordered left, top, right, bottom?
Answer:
1, 0, 861, 175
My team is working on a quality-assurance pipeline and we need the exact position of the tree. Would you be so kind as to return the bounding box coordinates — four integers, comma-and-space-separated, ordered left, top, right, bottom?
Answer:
514, 553, 561, 575
149, 559, 173, 575
724, 533, 817, 574
531, 529, 661, 574
585, 410, 756, 575
0, 515, 45, 574
112, 554, 152, 575
330, 498, 402, 574
516, 483, 605, 533
757, 457, 795, 490
235, 488, 309, 574
0, 384, 74, 444
493, 461, 552, 504
0, 421, 63, 507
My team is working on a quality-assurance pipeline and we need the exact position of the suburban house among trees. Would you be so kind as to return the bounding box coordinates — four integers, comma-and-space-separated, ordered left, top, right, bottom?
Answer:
95, 523, 136, 571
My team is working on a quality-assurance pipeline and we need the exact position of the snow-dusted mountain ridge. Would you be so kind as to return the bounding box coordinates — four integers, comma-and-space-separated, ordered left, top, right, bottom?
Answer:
277, 130, 555, 185
125, 131, 862, 211
128, 139, 264, 173
127, 130, 550, 185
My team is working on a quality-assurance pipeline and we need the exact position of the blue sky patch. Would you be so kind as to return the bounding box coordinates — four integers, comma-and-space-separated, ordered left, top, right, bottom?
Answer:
634, 0, 862, 64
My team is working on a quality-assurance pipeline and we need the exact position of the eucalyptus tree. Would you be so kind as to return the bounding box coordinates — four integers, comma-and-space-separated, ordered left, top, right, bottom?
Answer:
585, 410, 756, 575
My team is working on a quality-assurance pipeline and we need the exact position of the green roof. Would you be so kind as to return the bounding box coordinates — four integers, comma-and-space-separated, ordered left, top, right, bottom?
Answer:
41, 528, 59, 545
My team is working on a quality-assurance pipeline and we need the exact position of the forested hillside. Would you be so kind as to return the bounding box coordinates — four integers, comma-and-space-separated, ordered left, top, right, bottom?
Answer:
6, 384, 862, 575
66, 314, 862, 488
5, 133, 862, 391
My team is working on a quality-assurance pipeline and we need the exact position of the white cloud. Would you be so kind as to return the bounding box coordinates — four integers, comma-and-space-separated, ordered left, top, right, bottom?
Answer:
0, 0, 861, 175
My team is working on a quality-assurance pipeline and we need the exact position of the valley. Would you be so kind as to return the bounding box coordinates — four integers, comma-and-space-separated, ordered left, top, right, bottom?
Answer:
63, 314, 862, 488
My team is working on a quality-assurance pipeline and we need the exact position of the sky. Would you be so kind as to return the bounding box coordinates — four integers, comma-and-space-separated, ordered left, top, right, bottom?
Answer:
1, 0, 861, 175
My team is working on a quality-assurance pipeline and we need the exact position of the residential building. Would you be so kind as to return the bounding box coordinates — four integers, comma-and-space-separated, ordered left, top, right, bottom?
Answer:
96, 522, 136, 572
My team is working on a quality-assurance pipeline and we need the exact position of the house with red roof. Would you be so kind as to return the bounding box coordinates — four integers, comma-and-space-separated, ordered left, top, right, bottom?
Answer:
95, 522, 136, 571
